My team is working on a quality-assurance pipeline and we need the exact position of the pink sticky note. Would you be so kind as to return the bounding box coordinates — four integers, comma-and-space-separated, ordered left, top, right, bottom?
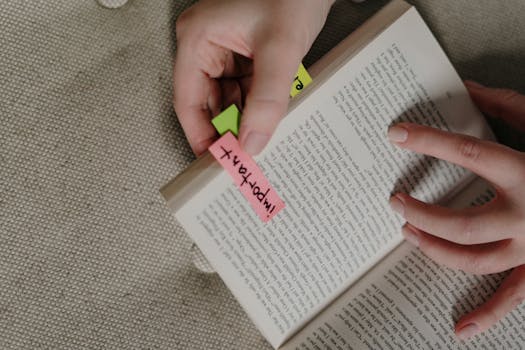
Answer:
209, 132, 285, 222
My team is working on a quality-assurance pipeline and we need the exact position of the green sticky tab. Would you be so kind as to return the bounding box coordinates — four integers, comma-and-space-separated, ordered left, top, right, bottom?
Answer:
290, 63, 313, 98
211, 104, 241, 137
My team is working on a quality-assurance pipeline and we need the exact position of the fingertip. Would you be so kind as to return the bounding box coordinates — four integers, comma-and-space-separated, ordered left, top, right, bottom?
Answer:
454, 312, 475, 331
389, 194, 405, 217
455, 322, 480, 341
239, 129, 269, 156
238, 99, 281, 156
464, 80, 486, 90
392, 192, 414, 209
392, 192, 410, 201
465, 80, 491, 106
387, 125, 409, 143
455, 310, 482, 341
401, 223, 420, 247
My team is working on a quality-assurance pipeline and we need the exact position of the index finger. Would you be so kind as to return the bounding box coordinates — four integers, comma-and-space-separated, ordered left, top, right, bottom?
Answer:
173, 48, 219, 156
387, 123, 525, 189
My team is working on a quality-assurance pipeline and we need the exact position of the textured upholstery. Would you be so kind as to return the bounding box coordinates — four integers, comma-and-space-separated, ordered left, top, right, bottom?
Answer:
1, 1, 524, 349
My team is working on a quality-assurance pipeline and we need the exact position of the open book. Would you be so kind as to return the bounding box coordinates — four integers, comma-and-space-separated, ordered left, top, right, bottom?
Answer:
162, 1, 525, 348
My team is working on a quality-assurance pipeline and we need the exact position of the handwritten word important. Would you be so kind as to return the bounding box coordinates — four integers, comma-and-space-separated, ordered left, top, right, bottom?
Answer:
209, 132, 285, 222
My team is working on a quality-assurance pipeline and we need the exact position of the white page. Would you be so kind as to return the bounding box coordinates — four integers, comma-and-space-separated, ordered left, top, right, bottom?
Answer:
281, 178, 525, 350
175, 8, 493, 348
281, 244, 525, 350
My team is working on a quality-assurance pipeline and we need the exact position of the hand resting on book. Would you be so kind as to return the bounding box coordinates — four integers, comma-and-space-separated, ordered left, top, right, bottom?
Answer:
173, 0, 335, 156
388, 81, 525, 340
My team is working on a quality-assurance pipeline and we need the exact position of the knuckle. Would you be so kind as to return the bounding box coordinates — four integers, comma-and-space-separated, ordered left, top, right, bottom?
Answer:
176, 8, 197, 36
176, 11, 190, 31
457, 137, 482, 164
196, 48, 227, 77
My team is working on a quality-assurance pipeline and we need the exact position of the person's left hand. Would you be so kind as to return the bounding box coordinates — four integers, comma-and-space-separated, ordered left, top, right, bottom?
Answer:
387, 81, 525, 341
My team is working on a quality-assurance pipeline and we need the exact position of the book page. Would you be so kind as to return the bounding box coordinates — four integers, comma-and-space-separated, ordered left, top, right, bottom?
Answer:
175, 7, 493, 348
281, 178, 525, 350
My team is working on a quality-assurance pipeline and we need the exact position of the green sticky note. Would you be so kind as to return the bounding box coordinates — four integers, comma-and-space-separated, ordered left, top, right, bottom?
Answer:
290, 63, 313, 97
211, 104, 241, 137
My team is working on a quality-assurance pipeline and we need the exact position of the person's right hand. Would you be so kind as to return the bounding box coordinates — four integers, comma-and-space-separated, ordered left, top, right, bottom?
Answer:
388, 82, 525, 340
174, 0, 334, 156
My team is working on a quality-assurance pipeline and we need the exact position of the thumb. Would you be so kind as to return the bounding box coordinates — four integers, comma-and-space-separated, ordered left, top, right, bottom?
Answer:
455, 265, 525, 340
465, 80, 525, 132
239, 40, 303, 155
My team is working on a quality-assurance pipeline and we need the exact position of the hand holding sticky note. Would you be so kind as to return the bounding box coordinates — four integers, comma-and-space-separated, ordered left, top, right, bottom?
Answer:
208, 63, 311, 222
209, 132, 285, 222
210, 64, 312, 139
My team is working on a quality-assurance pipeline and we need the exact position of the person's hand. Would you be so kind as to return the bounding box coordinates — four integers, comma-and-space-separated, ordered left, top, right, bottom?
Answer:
174, 0, 334, 156
387, 81, 525, 340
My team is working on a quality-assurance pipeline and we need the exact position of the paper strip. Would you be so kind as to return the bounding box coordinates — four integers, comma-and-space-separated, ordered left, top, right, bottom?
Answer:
208, 132, 285, 222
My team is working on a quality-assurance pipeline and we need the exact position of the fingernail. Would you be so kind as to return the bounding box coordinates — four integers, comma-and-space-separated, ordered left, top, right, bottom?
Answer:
387, 126, 408, 143
242, 132, 269, 155
389, 195, 405, 216
402, 224, 419, 247
465, 80, 485, 90
456, 323, 479, 340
